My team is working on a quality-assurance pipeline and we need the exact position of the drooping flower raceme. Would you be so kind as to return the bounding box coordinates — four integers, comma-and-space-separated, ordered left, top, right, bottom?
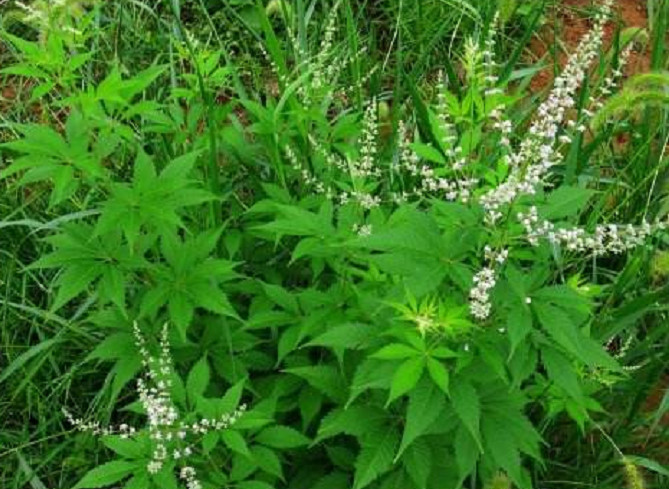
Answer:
63, 322, 246, 488
479, 0, 614, 223
518, 206, 668, 255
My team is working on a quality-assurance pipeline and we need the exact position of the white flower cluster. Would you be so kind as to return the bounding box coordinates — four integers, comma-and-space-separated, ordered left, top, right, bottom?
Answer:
518, 206, 667, 255
63, 322, 246, 488
352, 99, 381, 178
353, 223, 373, 237
490, 106, 513, 150
469, 247, 508, 320
482, 13, 502, 97
284, 144, 327, 194
180, 466, 202, 489
479, 0, 614, 222
311, 1, 342, 91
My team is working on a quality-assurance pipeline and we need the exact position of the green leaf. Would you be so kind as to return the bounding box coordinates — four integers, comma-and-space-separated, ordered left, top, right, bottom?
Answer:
237, 482, 276, 489
123, 473, 149, 489
316, 406, 388, 443
426, 358, 450, 394
220, 378, 246, 413
256, 425, 310, 448
410, 142, 445, 164
250, 445, 284, 480
262, 283, 299, 314
73, 461, 137, 489
482, 416, 527, 488
542, 348, 583, 402
388, 357, 425, 405
221, 430, 251, 457
168, 293, 194, 334
402, 438, 433, 489
348, 359, 396, 406
535, 302, 616, 368
353, 427, 400, 489
507, 306, 532, 357
52, 264, 104, 311
541, 185, 594, 219
101, 436, 145, 459
284, 365, 347, 403
454, 424, 479, 486
451, 380, 482, 451
396, 379, 445, 460
187, 356, 210, 402
371, 343, 420, 360
306, 323, 376, 350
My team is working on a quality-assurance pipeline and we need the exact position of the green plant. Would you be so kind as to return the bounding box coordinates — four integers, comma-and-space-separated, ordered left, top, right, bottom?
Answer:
1, 0, 669, 488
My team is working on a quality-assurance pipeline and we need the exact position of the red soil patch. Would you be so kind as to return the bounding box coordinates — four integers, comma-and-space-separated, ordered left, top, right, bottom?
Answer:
528, 0, 651, 92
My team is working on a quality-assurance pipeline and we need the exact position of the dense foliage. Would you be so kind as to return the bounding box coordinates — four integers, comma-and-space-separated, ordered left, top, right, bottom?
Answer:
1, 1, 669, 489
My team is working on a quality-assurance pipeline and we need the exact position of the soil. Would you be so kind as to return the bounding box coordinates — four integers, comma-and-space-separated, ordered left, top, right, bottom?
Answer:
528, 0, 651, 92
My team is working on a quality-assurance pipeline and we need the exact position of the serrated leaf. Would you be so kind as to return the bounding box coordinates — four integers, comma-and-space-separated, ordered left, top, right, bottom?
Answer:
507, 306, 532, 358
262, 282, 299, 314
410, 142, 446, 164
541, 186, 594, 219
52, 264, 104, 311
451, 381, 482, 451
371, 343, 420, 360
396, 379, 445, 460
72, 461, 136, 489
348, 359, 396, 406
353, 427, 399, 489
388, 358, 425, 405
454, 424, 479, 486
123, 473, 149, 489
220, 378, 246, 413
316, 406, 388, 443
102, 436, 144, 459
426, 358, 450, 394
535, 302, 615, 368
251, 445, 284, 480
187, 356, 210, 402
482, 416, 525, 488
402, 438, 433, 489
255, 425, 310, 448
222, 430, 251, 457
542, 347, 583, 402
284, 365, 347, 403
306, 323, 375, 349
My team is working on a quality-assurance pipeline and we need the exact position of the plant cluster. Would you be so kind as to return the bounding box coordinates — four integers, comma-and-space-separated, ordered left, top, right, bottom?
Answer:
1, 0, 669, 489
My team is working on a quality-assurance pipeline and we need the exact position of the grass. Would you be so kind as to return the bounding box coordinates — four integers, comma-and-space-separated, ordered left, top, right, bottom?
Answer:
1, 1, 669, 488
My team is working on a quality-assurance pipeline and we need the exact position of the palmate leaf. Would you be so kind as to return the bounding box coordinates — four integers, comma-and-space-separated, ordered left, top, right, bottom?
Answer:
1, 111, 110, 206
29, 224, 145, 312
96, 151, 213, 249
140, 231, 239, 338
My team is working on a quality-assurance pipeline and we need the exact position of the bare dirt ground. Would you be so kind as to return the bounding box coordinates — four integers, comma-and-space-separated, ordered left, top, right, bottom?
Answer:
529, 0, 651, 92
